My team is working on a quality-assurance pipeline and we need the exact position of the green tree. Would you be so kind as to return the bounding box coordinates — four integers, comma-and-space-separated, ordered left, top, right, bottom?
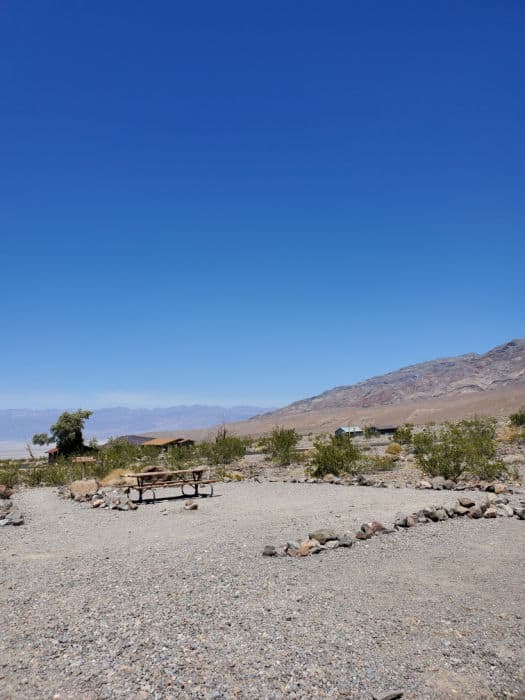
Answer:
311, 433, 361, 477
262, 426, 300, 466
32, 409, 93, 457
413, 417, 504, 481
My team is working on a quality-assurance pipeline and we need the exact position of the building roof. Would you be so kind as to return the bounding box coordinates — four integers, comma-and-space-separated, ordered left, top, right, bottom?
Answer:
142, 437, 194, 447
335, 426, 362, 433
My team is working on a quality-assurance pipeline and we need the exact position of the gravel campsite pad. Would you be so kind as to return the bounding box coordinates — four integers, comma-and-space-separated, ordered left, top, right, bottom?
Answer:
1, 483, 524, 699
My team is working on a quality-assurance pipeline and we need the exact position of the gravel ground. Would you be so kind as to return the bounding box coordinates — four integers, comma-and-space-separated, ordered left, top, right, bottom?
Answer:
1, 483, 524, 700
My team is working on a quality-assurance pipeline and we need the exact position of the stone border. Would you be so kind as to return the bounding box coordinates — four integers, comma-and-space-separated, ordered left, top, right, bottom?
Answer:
262, 495, 525, 558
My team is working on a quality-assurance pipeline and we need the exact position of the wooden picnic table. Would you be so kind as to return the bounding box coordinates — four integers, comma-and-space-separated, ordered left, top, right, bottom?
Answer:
123, 467, 216, 503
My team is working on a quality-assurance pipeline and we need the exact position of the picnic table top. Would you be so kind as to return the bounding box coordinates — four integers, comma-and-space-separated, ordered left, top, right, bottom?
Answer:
123, 467, 208, 478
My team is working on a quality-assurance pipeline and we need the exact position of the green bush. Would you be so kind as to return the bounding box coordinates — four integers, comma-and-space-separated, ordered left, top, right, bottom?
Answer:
393, 424, 413, 445
509, 408, 525, 428
362, 454, 397, 472
200, 427, 248, 465
311, 433, 361, 477
0, 465, 19, 488
413, 417, 505, 481
261, 426, 300, 466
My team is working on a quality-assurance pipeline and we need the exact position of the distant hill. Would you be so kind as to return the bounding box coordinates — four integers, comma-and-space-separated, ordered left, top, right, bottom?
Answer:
264, 338, 525, 418
0, 405, 272, 442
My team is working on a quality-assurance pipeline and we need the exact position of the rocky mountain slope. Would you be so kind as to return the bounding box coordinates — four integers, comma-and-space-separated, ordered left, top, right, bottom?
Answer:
259, 339, 525, 419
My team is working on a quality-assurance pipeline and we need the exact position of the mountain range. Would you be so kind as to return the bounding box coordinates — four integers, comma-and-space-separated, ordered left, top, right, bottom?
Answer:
0, 405, 271, 443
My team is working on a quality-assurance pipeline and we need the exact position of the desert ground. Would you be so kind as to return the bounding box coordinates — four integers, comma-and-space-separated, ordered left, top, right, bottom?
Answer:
1, 482, 524, 699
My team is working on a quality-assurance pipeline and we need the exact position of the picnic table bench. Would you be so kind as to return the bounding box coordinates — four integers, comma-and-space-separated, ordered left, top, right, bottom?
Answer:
124, 467, 216, 503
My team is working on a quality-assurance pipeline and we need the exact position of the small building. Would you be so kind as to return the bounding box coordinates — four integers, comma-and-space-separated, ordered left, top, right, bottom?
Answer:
368, 425, 397, 436
141, 437, 195, 449
335, 426, 363, 437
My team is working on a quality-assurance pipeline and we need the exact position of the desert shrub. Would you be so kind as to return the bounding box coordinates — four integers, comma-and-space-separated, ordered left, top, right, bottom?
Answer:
0, 465, 19, 488
413, 417, 505, 481
311, 433, 361, 477
509, 408, 525, 428
393, 424, 413, 445
200, 427, 248, 465
362, 454, 397, 472
385, 442, 402, 458
261, 426, 300, 466
165, 443, 198, 470
363, 426, 377, 439
98, 439, 143, 472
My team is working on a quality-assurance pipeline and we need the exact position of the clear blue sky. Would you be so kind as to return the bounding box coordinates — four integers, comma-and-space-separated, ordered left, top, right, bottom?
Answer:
1, 1, 523, 409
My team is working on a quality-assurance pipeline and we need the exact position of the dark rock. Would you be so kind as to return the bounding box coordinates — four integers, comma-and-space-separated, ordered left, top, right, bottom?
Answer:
262, 545, 277, 557
467, 505, 483, 519
337, 534, 355, 547
443, 480, 456, 490
308, 529, 339, 545
515, 508, 525, 520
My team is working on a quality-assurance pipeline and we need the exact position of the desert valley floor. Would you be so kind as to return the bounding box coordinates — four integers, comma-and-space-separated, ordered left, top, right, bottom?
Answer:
1, 482, 524, 699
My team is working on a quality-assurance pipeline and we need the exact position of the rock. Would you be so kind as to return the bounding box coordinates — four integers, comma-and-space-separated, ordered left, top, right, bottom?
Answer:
337, 534, 354, 548
298, 541, 312, 556
430, 476, 445, 490
0, 484, 13, 499
458, 496, 476, 508
369, 520, 387, 534
484, 507, 498, 518
467, 505, 483, 519
405, 515, 416, 528
5, 508, 24, 526
308, 529, 339, 545
68, 479, 99, 502
184, 500, 198, 511
0, 501, 13, 517
394, 513, 408, 528
322, 473, 336, 483
496, 504, 514, 517
325, 540, 339, 549
485, 493, 497, 503
262, 545, 276, 557
434, 508, 448, 521
127, 499, 138, 511
372, 691, 404, 700
515, 508, 525, 520
454, 503, 469, 516
286, 541, 301, 552
494, 483, 508, 495
454, 482, 467, 491
91, 497, 105, 508
356, 526, 373, 540
416, 480, 432, 489
443, 480, 456, 490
